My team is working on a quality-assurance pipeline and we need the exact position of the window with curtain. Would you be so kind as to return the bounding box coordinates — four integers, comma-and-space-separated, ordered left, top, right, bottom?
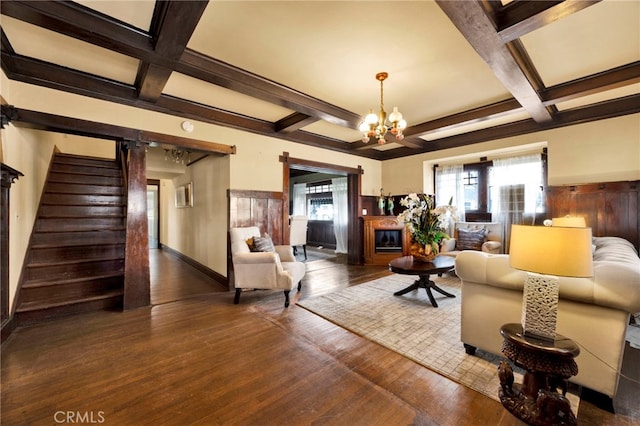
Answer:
490, 154, 544, 251
306, 181, 334, 221
435, 164, 466, 223
292, 183, 307, 216
332, 177, 348, 254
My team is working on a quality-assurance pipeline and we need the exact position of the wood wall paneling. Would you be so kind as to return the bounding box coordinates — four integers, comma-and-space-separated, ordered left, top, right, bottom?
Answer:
546, 180, 639, 251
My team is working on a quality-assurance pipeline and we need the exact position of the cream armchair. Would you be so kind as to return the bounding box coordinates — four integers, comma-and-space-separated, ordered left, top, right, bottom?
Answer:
289, 215, 308, 259
230, 226, 306, 307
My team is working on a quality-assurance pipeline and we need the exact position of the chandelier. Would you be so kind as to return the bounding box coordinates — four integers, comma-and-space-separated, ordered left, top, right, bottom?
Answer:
164, 148, 190, 164
359, 72, 406, 145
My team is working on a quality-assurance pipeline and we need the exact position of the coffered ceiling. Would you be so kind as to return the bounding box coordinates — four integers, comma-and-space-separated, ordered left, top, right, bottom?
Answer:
1, 1, 638, 160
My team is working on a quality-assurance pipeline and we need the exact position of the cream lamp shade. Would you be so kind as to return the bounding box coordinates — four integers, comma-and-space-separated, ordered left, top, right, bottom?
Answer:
509, 224, 593, 278
551, 216, 587, 228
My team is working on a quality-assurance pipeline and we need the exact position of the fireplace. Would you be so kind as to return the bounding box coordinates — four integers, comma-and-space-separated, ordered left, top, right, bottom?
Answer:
362, 216, 409, 265
375, 229, 403, 254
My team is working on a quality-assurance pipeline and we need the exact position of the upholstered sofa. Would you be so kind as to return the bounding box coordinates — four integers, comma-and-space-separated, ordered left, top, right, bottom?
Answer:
229, 226, 306, 307
455, 236, 640, 399
439, 221, 503, 257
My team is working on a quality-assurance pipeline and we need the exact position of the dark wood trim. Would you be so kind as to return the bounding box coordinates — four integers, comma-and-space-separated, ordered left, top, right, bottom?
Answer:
436, 1, 552, 123
1, 163, 23, 338
123, 143, 150, 310
158, 244, 228, 290
493, 1, 601, 43
136, 1, 208, 102
541, 61, 640, 106
6, 107, 236, 156
1, 314, 17, 343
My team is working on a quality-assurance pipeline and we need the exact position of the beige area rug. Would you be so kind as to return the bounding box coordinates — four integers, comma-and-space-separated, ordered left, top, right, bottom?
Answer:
298, 274, 580, 412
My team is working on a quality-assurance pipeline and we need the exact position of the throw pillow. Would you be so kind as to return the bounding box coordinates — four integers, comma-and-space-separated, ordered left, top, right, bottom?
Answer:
246, 237, 255, 251
253, 234, 276, 252
456, 228, 487, 251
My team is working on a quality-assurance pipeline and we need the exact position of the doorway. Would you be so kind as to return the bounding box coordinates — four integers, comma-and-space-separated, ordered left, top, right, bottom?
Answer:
147, 180, 160, 249
281, 153, 363, 265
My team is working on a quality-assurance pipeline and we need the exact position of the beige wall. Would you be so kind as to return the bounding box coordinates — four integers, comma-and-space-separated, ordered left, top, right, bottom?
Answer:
382, 114, 640, 195
9, 81, 383, 195
2, 76, 639, 313
160, 154, 230, 275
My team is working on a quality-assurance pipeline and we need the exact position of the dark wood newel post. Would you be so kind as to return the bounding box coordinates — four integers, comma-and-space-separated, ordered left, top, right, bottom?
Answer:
123, 143, 150, 310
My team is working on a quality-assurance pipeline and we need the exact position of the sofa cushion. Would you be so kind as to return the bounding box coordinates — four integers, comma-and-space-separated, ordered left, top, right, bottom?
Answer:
252, 234, 276, 252
456, 228, 487, 250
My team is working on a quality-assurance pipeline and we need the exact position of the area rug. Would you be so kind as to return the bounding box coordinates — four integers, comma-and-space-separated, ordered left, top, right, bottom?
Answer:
298, 274, 580, 412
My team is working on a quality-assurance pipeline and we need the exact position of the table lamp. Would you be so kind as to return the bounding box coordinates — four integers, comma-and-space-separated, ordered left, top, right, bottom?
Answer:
509, 223, 593, 341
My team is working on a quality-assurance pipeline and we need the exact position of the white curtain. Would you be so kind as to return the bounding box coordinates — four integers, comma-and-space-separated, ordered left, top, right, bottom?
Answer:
435, 164, 465, 235
332, 177, 348, 254
292, 183, 307, 216
491, 154, 543, 252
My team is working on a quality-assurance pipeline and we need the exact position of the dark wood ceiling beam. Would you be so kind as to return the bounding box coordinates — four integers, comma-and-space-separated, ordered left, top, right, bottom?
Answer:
177, 50, 362, 128
0, 29, 16, 71
274, 112, 317, 133
541, 61, 640, 106
2, 0, 364, 130
0, 49, 372, 156
377, 94, 640, 160
436, 1, 553, 123
3, 53, 138, 102
136, 1, 208, 102
7, 107, 236, 155
407, 98, 523, 137
495, 0, 601, 43
283, 130, 384, 160
0, 0, 157, 63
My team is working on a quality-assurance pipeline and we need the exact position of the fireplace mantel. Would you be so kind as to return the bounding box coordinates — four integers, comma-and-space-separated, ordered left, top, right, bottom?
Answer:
362, 216, 409, 265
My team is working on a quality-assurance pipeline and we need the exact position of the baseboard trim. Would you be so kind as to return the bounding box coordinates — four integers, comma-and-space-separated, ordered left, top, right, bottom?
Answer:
1, 315, 17, 344
158, 244, 229, 290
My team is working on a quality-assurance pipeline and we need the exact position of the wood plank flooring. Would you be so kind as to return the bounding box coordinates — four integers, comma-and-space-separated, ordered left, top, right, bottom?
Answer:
1, 247, 638, 425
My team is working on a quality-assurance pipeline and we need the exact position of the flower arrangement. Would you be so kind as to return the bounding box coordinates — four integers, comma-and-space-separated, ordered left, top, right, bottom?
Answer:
397, 193, 458, 259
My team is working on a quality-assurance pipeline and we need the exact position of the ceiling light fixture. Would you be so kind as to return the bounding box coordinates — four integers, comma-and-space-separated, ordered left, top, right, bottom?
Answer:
164, 148, 190, 164
359, 72, 406, 145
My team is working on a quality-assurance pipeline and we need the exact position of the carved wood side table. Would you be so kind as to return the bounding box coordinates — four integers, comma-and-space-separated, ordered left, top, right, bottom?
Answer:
498, 323, 580, 426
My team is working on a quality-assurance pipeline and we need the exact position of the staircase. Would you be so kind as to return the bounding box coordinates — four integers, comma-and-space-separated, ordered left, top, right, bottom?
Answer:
16, 153, 126, 324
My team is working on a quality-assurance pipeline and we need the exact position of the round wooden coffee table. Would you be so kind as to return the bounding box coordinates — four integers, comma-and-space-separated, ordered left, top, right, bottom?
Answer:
388, 255, 456, 307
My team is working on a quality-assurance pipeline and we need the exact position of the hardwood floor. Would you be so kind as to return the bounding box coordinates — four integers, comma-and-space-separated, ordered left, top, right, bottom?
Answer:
1, 248, 638, 425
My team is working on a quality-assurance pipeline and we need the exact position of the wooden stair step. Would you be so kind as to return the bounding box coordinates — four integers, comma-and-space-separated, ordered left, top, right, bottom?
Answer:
22, 272, 125, 288
31, 230, 126, 247
35, 217, 125, 232
48, 172, 122, 186
45, 182, 124, 195
29, 243, 125, 263
16, 292, 124, 325
39, 205, 126, 218
51, 164, 122, 177
53, 154, 120, 168
17, 290, 124, 312
26, 255, 125, 269
25, 258, 125, 281
41, 193, 124, 206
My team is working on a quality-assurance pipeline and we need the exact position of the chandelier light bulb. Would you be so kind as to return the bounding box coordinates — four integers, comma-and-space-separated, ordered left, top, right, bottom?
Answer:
398, 119, 407, 130
388, 106, 403, 123
365, 110, 378, 125
358, 122, 369, 132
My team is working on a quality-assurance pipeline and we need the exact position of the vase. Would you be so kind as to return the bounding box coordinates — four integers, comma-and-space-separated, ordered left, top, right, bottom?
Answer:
409, 240, 437, 262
